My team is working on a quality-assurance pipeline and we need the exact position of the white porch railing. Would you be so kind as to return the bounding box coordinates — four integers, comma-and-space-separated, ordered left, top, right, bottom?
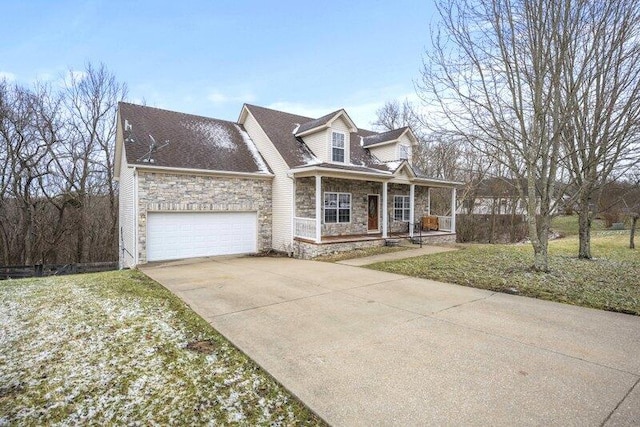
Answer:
437, 216, 452, 232
294, 217, 316, 240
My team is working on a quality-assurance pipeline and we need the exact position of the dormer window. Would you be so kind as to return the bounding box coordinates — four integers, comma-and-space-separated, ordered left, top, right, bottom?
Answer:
331, 131, 346, 163
399, 144, 410, 160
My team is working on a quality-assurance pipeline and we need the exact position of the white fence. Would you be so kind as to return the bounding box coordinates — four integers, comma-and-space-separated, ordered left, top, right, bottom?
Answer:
294, 217, 316, 240
437, 216, 452, 232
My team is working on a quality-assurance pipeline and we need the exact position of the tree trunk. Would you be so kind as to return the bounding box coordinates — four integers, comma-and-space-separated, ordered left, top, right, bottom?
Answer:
631, 216, 638, 249
527, 214, 549, 272
577, 202, 592, 259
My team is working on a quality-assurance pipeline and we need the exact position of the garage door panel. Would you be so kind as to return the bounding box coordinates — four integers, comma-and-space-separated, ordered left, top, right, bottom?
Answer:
147, 212, 257, 261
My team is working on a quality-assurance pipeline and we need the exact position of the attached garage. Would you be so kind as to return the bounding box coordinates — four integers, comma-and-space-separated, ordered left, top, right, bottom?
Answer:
146, 211, 257, 262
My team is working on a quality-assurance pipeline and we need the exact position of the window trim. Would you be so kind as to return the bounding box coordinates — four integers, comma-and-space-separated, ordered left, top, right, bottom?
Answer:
324, 191, 351, 224
330, 131, 347, 163
398, 144, 410, 160
393, 195, 411, 222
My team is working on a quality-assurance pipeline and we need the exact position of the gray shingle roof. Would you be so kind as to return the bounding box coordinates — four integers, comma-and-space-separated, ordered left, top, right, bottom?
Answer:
119, 102, 270, 174
245, 104, 388, 170
362, 127, 409, 147
295, 110, 342, 134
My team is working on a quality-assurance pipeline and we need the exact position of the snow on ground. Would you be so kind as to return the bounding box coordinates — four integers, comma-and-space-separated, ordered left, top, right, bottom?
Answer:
0, 272, 318, 426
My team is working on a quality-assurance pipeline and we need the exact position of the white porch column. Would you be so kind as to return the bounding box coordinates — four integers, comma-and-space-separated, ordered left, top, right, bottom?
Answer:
315, 175, 322, 243
427, 187, 431, 216
291, 176, 296, 241
382, 181, 388, 238
451, 187, 457, 233
409, 184, 415, 238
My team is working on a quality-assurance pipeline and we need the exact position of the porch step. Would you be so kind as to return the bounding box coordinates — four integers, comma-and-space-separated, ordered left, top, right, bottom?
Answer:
385, 239, 401, 247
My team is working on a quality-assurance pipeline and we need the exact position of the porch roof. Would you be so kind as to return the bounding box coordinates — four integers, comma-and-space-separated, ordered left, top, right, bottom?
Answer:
290, 163, 462, 187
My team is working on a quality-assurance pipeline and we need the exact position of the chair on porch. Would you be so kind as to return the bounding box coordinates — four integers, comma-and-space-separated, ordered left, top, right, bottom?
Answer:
421, 216, 439, 231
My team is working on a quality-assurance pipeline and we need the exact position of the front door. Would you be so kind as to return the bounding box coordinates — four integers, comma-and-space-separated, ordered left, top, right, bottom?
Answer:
367, 195, 379, 232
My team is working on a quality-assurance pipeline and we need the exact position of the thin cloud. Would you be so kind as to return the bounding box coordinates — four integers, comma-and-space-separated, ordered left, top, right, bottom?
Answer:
207, 89, 255, 105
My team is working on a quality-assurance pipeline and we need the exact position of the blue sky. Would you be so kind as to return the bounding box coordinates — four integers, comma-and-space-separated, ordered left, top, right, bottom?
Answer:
0, 0, 437, 128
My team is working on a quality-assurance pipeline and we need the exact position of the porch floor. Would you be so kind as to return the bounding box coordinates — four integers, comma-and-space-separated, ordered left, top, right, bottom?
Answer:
296, 230, 454, 245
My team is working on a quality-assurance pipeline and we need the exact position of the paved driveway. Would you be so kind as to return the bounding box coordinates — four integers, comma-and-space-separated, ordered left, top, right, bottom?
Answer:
142, 256, 640, 426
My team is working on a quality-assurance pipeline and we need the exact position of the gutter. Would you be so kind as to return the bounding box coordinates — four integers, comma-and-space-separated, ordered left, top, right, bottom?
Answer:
133, 163, 274, 180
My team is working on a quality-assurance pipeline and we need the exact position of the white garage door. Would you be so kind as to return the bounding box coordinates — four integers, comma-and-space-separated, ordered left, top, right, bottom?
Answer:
147, 211, 257, 262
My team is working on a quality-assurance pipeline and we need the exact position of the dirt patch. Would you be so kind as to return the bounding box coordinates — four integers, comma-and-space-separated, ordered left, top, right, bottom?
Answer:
185, 340, 217, 354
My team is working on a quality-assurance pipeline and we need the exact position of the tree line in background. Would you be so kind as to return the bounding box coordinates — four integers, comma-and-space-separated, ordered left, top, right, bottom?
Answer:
0, 63, 126, 266
374, 0, 640, 271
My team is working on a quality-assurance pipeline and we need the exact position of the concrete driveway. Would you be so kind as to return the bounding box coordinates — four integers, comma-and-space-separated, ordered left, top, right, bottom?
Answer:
141, 256, 640, 426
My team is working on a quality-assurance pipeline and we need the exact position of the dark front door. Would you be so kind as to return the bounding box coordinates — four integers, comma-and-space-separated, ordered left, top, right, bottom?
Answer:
367, 195, 379, 231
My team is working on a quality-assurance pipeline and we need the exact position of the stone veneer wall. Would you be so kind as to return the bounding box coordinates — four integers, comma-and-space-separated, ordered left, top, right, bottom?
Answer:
136, 171, 272, 264
296, 177, 384, 235
293, 232, 456, 259
387, 184, 430, 233
293, 238, 386, 259
295, 177, 432, 237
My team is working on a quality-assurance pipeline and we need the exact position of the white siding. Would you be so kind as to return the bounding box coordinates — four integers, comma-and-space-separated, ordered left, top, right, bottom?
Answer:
369, 142, 398, 162
242, 109, 294, 252
303, 130, 328, 161
118, 148, 135, 268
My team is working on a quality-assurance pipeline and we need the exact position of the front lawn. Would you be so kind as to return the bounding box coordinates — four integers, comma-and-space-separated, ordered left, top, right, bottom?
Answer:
0, 270, 324, 426
368, 233, 639, 315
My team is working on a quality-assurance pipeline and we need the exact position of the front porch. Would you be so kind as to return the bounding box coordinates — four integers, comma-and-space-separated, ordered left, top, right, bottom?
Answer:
291, 173, 458, 259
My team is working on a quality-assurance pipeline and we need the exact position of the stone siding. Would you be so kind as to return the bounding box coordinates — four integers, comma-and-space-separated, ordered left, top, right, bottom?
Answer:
293, 233, 456, 259
136, 171, 272, 263
293, 239, 386, 259
387, 184, 430, 233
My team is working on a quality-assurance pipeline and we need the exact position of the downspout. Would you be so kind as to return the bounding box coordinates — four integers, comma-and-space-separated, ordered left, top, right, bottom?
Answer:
287, 172, 295, 257
133, 166, 139, 266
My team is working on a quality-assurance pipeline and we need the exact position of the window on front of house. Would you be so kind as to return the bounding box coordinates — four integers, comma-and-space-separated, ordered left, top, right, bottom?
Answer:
331, 132, 346, 163
394, 195, 411, 221
324, 192, 351, 223
399, 144, 410, 160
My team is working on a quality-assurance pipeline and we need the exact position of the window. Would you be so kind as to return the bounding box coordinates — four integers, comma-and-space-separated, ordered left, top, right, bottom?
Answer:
394, 195, 411, 221
399, 145, 410, 160
324, 192, 351, 223
331, 132, 346, 163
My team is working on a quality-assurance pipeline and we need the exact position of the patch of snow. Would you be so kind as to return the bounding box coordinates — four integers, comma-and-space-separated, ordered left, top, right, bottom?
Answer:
234, 124, 269, 173
182, 120, 235, 150
302, 151, 321, 166
359, 136, 364, 147
386, 160, 402, 172
292, 123, 300, 134
0, 274, 310, 426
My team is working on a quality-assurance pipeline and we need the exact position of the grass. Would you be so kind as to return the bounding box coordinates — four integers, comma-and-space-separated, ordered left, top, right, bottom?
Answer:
368, 230, 639, 316
314, 245, 410, 263
551, 215, 607, 236
0, 270, 325, 426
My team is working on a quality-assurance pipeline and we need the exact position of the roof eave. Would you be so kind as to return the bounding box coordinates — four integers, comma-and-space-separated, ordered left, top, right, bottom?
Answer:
128, 163, 274, 180
290, 165, 392, 180
363, 138, 399, 149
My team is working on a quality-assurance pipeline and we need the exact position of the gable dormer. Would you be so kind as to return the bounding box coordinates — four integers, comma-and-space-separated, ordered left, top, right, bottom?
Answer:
363, 127, 418, 164
295, 109, 357, 164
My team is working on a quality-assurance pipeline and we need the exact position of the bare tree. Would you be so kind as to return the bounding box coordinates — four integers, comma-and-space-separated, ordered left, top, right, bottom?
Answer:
560, 1, 640, 259
419, 0, 579, 271
62, 63, 127, 262
0, 63, 126, 266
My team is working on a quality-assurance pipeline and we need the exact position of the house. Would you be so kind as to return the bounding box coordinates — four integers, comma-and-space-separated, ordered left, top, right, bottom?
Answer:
114, 102, 460, 267
463, 177, 564, 216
